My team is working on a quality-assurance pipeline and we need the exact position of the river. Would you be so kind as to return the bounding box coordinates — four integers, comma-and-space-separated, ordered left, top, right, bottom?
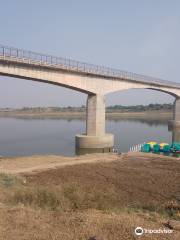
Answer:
0, 118, 174, 156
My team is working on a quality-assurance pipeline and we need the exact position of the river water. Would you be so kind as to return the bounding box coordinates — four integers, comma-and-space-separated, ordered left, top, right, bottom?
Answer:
0, 118, 174, 156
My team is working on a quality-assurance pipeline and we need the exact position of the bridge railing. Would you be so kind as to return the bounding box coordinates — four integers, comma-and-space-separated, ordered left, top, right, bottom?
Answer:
0, 44, 179, 87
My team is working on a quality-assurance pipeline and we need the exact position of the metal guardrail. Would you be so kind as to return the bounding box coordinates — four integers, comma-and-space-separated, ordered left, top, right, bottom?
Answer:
0, 44, 179, 88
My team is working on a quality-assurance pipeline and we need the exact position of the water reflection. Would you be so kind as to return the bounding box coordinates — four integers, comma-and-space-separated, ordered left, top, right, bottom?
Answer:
12, 116, 168, 126
108, 119, 168, 127
0, 117, 173, 156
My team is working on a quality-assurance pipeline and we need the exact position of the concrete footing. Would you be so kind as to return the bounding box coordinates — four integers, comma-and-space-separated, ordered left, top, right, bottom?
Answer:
75, 147, 113, 155
75, 134, 114, 154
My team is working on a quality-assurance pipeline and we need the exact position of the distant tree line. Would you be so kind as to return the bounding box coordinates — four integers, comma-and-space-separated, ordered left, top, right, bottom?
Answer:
107, 103, 173, 112
0, 103, 173, 113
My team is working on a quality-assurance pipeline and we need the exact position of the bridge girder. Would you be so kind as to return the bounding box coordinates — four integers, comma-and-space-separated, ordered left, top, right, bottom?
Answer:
0, 60, 180, 98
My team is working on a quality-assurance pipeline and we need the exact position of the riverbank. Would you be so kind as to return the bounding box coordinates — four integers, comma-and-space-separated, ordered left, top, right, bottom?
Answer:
0, 152, 179, 239
0, 152, 178, 175
0, 110, 173, 120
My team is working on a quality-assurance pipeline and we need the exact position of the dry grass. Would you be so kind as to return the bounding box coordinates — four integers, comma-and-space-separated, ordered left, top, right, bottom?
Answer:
0, 206, 179, 240
0, 153, 180, 239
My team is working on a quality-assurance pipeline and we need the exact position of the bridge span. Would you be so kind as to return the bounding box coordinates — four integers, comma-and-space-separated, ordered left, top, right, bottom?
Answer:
0, 45, 180, 153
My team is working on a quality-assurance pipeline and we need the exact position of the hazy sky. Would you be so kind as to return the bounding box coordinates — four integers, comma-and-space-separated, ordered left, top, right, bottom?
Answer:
0, 0, 179, 107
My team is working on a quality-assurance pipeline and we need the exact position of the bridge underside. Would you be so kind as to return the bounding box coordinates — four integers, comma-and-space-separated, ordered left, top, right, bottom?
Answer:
0, 59, 180, 96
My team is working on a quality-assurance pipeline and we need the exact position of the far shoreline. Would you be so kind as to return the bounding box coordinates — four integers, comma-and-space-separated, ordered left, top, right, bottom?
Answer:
0, 110, 173, 120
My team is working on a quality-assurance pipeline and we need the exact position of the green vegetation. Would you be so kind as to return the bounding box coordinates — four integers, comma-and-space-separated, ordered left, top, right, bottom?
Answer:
0, 103, 173, 113
0, 173, 22, 188
107, 103, 173, 112
12, 188, 61, 210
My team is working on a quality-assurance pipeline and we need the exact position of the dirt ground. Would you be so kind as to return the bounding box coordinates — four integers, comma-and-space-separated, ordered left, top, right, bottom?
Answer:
24, 152, 180, 208
0, 153, 118, 174
0, 152, 179, 240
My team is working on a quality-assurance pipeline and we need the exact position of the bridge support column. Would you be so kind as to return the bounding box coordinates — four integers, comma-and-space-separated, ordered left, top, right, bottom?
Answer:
75, 94, 114, 154
169, 98, 180, 128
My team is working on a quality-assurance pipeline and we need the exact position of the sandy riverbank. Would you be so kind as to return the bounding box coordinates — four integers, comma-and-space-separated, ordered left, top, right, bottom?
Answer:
0, 153, 119, 174
0, 151, 178, 175
0, 110, 173, 120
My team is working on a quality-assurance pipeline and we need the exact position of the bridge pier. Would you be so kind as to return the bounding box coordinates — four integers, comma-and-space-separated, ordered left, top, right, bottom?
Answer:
168, 123, 180, 145
172, 128, 180, 142
169, 98, 180, 127
75, 94, 114, 154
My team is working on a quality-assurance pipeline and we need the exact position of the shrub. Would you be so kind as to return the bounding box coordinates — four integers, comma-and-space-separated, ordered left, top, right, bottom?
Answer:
12, 188, 61, 210
0, 173, 19, 187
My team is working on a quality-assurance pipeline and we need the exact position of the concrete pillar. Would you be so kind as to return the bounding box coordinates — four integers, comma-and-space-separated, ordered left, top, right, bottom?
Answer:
75, 94, 114, 154
86, 94, 105, 136
173, 98, 180, 123
172, 128, 180, 142
168, 98, 180, 144
169, 98, 180, 127
168, 122, 180, 144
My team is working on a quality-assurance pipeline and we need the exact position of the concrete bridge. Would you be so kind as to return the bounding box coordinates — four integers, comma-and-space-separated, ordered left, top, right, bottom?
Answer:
0, 44, 180, 153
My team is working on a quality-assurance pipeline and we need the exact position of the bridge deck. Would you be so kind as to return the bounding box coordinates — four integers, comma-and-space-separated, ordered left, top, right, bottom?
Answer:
0, 44, 179, 89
